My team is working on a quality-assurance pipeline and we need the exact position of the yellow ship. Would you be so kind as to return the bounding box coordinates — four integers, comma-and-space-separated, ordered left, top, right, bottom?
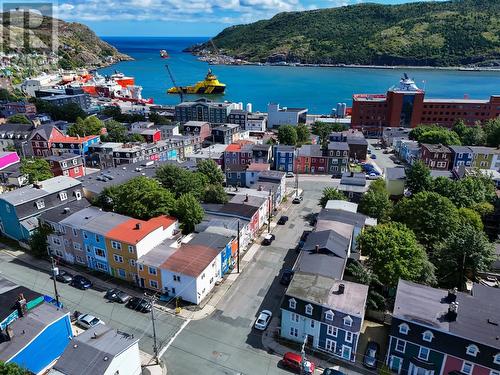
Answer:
167, 69, 226, 95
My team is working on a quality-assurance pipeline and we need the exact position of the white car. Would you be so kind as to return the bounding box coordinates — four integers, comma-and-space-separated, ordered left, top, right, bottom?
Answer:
254, 310, 272, 330
76, 314, 105, 330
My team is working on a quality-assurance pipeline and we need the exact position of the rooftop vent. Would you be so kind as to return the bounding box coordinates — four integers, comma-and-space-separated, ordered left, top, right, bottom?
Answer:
135, 223, 142, 230
447, 301, 459, 322
63, 207, 70, 214
446, 287, 458, 303
338, 283, 345, 295
488, 318, 499, 326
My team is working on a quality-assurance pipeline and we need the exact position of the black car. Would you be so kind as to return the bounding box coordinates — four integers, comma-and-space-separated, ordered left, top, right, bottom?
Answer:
105, 288, 132, 303
262, 233, 275, 246
70, 275, 92, 290
277, 216, 289, 225
126, 297, 152, 313
322, 368, 346, 375
280, 269, 294, 286
51, 270, 73, 283
363, 341, 380, 369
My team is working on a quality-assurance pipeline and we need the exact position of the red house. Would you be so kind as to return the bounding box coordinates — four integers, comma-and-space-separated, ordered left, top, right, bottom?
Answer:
295, 144, 328, 174
46, 153, 85, 178
420, 143, 453, 170
29, 124, 64, 157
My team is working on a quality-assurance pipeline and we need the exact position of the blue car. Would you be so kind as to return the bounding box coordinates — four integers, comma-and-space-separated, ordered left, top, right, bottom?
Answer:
370, 154, 377, 159
70, 275, 92, 290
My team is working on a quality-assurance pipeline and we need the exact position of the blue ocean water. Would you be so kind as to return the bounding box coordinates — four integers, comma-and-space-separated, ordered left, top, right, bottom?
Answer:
100, 36, 500, 113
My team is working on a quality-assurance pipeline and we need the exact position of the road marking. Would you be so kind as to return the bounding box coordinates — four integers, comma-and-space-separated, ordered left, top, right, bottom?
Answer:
158, 318, 191, 357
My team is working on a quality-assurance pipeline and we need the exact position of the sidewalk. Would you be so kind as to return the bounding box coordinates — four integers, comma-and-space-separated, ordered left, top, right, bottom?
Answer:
140, 351, 167, 375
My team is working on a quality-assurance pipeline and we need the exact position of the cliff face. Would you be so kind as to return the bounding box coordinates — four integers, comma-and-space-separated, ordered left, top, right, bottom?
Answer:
193, 0, 500, 67
1, 11, 132, 68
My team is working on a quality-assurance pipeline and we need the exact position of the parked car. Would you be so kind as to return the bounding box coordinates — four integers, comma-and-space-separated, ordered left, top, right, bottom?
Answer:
322, 367, 346, 375
104, 288, 132, 304
286, 172, 295, 178
363, 341, 380, 369
281, 352, 315, 375
254, 310, 272, 330
370, 154, 377, 159
126, 297, 152, 313
76, 314, 104, 329
367, 149, 372, 154
262, 233, 275, 246
51, 270, 73, 283
367, 172, 381, 180
70, 275, 92, 290
394, 159, 402, 165
277, 216, 289, 225
280, 269, 294, 286
292, 195, 303, 204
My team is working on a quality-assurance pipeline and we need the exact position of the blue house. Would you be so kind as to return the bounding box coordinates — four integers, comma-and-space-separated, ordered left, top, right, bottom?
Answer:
273, 145, 295, 172
0, 277, 72, 374
190, 232, 235, 277
448, 145, 473, 169
280, 272, 368, 363
0, 176, 83, 242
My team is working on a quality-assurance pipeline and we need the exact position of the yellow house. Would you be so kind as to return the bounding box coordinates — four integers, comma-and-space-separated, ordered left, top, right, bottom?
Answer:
105, 216, 178, 284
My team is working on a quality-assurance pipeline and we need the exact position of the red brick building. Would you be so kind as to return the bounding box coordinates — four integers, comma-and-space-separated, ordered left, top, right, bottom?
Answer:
420, 143, 453, 170
351, 75, 500, 134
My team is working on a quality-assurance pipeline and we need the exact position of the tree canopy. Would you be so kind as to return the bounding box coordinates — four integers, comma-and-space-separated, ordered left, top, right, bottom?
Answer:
67, 116, 103, 137
409, 125, 461, 145
311, 121, 347, 147
277, 125, 298, 146
0, 361, 29, 375
204, 184, 229, 204
296, 123, 310, 145
452, 120, 486, 146
358, 179, 393, 222
174, 193, 204, 234
20, 158, 53, 184
484, 118, 500, 147
357, 222, 435, 287
405, 160, 432, 195
7, 114, 31, 124
155, 164, 208, 200
197, 159, 224, 185
319, 187, 347, 208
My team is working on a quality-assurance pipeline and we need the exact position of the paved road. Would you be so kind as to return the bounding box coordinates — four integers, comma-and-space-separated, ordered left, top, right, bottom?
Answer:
367, 139, 398, 170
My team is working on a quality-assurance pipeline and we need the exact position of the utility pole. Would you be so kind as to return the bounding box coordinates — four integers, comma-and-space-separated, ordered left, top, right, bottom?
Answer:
300, 334, 308, 375
237, 220, 240, 274
294, 149, 299, 198
268, 189, 272, 234
147, 293, 160, 364
50, 257, 61, 308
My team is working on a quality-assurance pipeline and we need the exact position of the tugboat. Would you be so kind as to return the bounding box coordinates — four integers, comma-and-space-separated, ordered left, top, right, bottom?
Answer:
167, 69, 226, 95
160, 50, 169, 59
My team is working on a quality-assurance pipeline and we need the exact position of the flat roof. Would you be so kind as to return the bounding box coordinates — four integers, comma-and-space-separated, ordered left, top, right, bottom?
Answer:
424, 98, 489, 104
161, 244, 219, 277
138, 240, 179, 268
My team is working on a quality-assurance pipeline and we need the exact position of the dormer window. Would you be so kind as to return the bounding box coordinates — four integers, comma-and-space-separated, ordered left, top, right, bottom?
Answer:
422, 330, 433, 342
59, 191, 67, 201
466, 345, 479, 357
493, 353, 500, 365
399, 323, 409, 335
343, 315, 353, 327
289, 298, 296, 310
36, 200, 45, 209
305, 304, 313, 315
325, 310, 334, 321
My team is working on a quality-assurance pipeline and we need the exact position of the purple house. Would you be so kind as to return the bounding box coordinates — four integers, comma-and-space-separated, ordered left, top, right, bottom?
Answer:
0, 152, 20, 171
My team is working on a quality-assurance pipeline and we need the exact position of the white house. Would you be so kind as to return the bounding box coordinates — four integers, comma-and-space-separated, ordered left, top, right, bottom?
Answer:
50, 325, 140, 375
267, 103, 308, 129
246, 113, 267, 132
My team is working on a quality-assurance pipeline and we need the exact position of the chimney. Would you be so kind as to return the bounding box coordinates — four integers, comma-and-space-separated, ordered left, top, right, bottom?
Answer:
33, 181, 42, 189
135, 223, 142, 230
447, 301, 459, 322
338, 283, 345, 295
63, 207, 70, 214
447, 287, 458, 303
244, 194, 249, 202
315, 245, 319, 254
16, 293, 27, 318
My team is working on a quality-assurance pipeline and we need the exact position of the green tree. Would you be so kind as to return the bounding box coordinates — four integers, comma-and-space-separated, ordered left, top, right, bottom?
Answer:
156, 164, 208, 200
406, 160, 432, 194
204, 184, 228, 204
357, 222, 435, 287
435, 225, 495, 290
458, 207, 483, 231
296, 123, 310, 145
393, 192, 460, 251
197, 159, 224, 185
149, 112, 171, 125
174, 193, 204, 234
319, 187, 347, 208
29, 224, 52, 258
101, 120, 128, 142
432, 173, 495, 209
7, 114, 31, 124
418, 129, 461, 146
100, 106, 122, 119
277, 124, 298, 145
453, 120, 486, 146
99, 176, 176, 220
409, 125, 442, 141
484, 118, 500, 147
311, 121, 339, 147
67, 116, 103, 137
345, 260, 386, 311
20, 158, 53, 184
53, 102, 87, 122
127, 133, 146, 143
358, 179, 393, 222
0, 361, 29, 375
0, 88, 22, 102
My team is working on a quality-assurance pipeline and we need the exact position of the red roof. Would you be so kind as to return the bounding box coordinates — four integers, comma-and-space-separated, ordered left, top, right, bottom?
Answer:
51, 134, 100, 144
106, 216, 177, 244
160, 244, 219, 277
225, 143, 241, 152
247, 163, 270, 172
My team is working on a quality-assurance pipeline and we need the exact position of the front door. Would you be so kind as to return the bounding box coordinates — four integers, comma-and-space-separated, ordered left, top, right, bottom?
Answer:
139, 278, 145, 288
306, 334, 314, 347
342, 345, 351, 360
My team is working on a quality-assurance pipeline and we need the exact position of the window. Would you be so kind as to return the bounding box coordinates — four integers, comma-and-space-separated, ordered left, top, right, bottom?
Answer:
111, 241, 122, 250
305, 304, 313, 315
327, 325, 337, 337
130, 259, 136, 267
96, 262, 108, 272
118, 269, 126, 278
95, 234, 100, 242
36, 200, 45, 209
466, 345, 479, 357
138, 264, 144, 271
148, 267, 157, 275
290, 327, 298, 337
95, 248, 105, 257
325, 310, 334, 321
345, 331, 353, 343
289, 298, 296, 309
75, 190, 82, 200
76, 256, 84, 263
491, 371, 500, 375
59, 192, 67, 201
291, 313, 299, 323
494, 354, 500, 365
83, 231, 88, 239
422, 330, 433, 342
128, 245, 134, 253
73, 242, 81, 250
52, 237, 61, 245
418, 346, 430, 361
173, 275, 180, 281
73, 228, 78, 237
343, 315, 353, 327
113, 254, 123, 263
399, 323, 409, 335
462, 362, 473, 375
150, 280, 158, 289
325, 338, 336, 352
310, 320, 315, 328
395, 339, 406, 353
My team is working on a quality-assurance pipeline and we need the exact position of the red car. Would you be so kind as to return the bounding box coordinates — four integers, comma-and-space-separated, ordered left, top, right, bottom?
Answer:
282, 352, 315, 374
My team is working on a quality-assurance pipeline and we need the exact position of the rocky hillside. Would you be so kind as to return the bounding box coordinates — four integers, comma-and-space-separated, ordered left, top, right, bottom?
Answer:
193, 0, 500, 67
1, 11, 131, 69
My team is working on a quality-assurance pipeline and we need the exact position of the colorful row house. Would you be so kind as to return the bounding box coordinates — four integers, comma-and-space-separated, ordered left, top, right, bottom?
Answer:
387, 280, 500, 375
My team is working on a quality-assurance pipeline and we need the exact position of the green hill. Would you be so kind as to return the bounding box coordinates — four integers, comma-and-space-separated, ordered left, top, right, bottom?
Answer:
195, 0, 500, 67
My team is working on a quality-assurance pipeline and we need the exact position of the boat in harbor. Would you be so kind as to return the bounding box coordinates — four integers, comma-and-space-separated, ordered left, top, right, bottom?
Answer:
160, 50, 169, 59
167, 68, 226, 95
